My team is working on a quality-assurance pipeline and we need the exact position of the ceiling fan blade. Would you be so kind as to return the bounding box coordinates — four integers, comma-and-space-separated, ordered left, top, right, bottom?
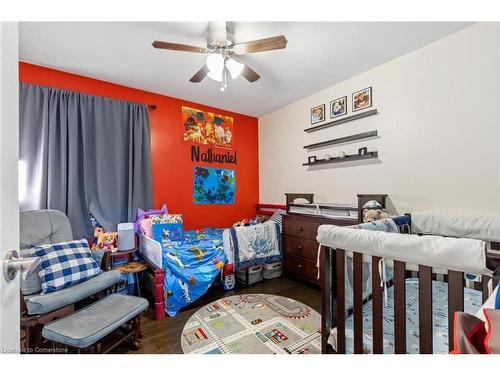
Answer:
189, 65, 209, 83
240, 64, 260, 83
152, 41, 209, 54
232, 35, 287, 55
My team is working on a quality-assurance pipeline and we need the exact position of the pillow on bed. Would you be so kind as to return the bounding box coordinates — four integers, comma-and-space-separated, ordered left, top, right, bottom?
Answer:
134, 204, 168, 234
138, 217, 154, 238
151, 214, 183, 224
138, 214, 184, 239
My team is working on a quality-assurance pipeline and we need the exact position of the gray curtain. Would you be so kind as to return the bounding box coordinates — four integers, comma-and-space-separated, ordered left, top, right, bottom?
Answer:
19, 83, 153, 239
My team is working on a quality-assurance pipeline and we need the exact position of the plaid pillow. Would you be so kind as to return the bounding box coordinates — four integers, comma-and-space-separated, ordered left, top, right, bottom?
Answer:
34, 239, 102, 294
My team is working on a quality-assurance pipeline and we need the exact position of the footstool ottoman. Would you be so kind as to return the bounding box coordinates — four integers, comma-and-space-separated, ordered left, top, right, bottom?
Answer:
42, 294, 149, 353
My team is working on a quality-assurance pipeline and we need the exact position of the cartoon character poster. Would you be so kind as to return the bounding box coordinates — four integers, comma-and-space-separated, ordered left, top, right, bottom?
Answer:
182, 106, 234, 149
193, 166, 236, 204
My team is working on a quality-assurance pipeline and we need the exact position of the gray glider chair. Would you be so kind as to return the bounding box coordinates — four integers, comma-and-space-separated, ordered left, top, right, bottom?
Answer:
20, 209, 121, 350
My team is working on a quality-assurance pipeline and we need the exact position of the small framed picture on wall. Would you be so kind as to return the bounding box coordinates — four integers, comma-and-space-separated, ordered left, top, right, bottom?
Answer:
310, 104, 325, 125
330, 96, 347, 118
352, 87, 372, 112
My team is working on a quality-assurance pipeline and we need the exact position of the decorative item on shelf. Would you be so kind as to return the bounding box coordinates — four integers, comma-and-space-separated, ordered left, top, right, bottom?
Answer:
310, 104, 325, 125
352, 87, 372, 112
308, 156, 317, 164
330, 96, 347, 118
358, 147, 368, 156
303, 151, 378, 166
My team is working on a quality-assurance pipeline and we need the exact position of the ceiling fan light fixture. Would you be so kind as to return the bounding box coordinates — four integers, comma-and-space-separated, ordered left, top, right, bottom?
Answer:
207, 69, 223, 82
206, 53, 224, 74
226, 58, 244, 79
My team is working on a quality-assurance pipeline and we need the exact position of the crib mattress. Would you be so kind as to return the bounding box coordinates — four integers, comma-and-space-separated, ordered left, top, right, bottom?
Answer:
341, 278, 483, 354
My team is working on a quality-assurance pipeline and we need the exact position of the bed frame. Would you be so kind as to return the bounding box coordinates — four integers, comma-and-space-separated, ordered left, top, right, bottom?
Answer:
320, 223, 500, 354
138, 203, 287, 321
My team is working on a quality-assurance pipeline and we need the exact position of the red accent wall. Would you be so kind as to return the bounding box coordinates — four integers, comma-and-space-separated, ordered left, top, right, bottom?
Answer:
19, 62, 259, 230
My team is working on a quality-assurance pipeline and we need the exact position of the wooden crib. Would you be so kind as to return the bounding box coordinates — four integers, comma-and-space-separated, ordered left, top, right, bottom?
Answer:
320, 225, 500, 354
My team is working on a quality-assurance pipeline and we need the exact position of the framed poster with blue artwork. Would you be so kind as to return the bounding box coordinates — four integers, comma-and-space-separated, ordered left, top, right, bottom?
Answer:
193, 166, 236, 204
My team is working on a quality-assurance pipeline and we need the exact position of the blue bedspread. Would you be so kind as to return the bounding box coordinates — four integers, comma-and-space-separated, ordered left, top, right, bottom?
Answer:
162, 228, 227, 316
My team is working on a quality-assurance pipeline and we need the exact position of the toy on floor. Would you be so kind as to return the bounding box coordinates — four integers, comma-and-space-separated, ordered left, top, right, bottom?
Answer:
222, 264, 235, 291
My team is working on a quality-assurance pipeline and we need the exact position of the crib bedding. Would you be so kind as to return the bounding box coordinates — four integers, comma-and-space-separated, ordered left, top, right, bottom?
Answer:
163, 228, 227, 316
334, 278, 483, 354
227, 221, 282, 271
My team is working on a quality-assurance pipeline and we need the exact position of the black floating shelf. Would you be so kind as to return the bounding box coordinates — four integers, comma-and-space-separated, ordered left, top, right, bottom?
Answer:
303, 151, 378, 166
303, 130, 378, 150
305, 109, 378, 133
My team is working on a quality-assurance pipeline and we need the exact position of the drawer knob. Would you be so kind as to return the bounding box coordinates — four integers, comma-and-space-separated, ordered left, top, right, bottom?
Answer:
297, 246, 303, 250
298, 264, 303, 268
297, 227, 303, 231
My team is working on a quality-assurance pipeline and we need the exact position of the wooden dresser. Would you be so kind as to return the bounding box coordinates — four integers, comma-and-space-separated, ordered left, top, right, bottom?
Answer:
282, 213, 358, 286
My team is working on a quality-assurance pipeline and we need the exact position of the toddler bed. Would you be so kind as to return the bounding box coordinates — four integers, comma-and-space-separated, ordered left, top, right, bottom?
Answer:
318, 213, 500, 354
139, 203, 286, 319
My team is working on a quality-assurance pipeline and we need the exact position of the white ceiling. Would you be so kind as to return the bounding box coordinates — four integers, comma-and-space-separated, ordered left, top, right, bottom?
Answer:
19, 22, 473, 117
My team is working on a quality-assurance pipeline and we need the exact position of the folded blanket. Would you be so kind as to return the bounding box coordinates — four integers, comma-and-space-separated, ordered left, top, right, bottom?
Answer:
317, 225, 490, 275
229, 221, 282, 271
412, 212, 500, 242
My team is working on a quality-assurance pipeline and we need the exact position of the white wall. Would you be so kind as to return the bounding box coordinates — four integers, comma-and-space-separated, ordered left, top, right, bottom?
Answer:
259, 23, 500, 216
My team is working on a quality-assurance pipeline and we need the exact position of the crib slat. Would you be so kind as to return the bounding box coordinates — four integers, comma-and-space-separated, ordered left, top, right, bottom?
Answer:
353, 252, 363, 354
447, 271, 464, 349
371, 256, 383, 354
335, 249, 346, 354
418, 265, 433, 354
482, 275, 491, 304
393, 260, 407, 354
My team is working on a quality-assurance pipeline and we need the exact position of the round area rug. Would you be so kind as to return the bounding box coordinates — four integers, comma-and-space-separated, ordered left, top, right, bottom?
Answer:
181, 294, 321, 354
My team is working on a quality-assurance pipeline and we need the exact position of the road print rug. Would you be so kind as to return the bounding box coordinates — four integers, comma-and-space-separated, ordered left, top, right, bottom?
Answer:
181, 294, 321, 354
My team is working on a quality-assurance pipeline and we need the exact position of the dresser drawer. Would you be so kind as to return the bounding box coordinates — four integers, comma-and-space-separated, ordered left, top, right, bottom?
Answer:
283, 218, 320, 240
283, 254, 319, 285
283, 236, 318, 262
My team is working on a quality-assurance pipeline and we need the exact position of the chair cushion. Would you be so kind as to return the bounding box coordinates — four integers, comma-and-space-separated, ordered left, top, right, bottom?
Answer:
24, 270, 121, 315
34, 239, 102, 294
42, 294, 149, 348
20, 209, 73, 249
20, 209, 74, 296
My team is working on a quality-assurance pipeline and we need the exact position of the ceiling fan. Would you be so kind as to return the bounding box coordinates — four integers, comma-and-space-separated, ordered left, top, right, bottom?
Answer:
152, 22, 287, 92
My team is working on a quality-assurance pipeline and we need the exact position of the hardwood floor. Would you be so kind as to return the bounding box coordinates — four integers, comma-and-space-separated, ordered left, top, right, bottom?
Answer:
119, 277, 320, 354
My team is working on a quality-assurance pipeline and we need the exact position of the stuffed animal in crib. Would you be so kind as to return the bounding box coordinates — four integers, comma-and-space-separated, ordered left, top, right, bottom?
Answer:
96, 231, 118, 251
363, 208, 390, 223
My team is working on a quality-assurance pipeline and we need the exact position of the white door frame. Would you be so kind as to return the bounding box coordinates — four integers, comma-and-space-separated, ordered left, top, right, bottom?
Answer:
0, 22, 20, 354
